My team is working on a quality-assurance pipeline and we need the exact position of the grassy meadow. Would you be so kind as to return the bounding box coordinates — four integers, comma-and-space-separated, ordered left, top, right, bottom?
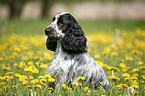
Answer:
0, 19, 145, 96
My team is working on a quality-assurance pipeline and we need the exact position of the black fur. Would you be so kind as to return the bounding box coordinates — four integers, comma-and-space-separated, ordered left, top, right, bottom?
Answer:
45, 13, 87, 54
46, 37, 57, 51
61, 14, 87, 54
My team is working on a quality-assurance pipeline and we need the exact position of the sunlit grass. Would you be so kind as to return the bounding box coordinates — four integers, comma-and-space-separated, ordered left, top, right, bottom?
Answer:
0, 19, 145, 96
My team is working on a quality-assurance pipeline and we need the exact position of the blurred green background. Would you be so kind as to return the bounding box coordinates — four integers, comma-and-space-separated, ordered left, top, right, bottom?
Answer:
0, 0, 145, 36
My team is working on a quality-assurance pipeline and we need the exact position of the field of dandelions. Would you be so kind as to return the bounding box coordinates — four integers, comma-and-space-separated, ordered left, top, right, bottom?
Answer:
0, 19, 145, 96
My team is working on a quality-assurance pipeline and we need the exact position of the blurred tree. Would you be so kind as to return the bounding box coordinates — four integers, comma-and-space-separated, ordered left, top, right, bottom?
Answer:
0, 0, 25, 18
42, 0, 54, 17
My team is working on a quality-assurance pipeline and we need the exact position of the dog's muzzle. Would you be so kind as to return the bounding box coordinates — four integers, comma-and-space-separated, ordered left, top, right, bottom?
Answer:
45, 26, 54, 36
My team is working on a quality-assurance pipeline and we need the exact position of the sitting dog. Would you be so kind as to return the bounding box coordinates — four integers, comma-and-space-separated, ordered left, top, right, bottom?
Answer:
45, 12, 109, 90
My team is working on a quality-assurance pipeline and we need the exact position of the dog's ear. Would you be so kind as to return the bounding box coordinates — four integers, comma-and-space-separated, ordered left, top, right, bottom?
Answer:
46, 37, 57, 51
61, 15, 87, 54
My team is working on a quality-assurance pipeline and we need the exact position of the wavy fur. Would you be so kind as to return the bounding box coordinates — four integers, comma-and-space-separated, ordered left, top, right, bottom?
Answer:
45, 12, 110, 90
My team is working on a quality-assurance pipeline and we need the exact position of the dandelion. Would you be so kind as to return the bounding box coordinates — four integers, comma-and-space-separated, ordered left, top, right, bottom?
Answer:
4, 86, 9, 90
45, 74, 51, 78
38, 76, 45, 79
130, 76, 138, 80
5, 72, 13, 75
31, 79, 39, 84
132, 68, 139, 72
2, 66, 10, 70
108, 67, 119, 72
22, 80, 29, 84
133, 91, 139, 95
83, 86, 89, 91
111, 52, 118, 57
35, 84, 42, 89
119, 63, 126, 68
126, 57, 133, 61
109, 76, 120, 81
27, 61, 33, 65
116, 84, 122, 88
138, 61, 143, 65
0, 57, 4, 61
96, 60, 105, 67
142, 75, 145, 79
123, 73, 130, 77
48, 78, 55, 82
132, 50, 140, 55
131, 84, 139, 88
0, 76, 3, 80
77, 76, 86, 81
40, 64, 48, 68
140, 66, 145, 69
48, 87, 54, 91
94, 54, 100, 59
123, 68, 127, 72
15, 73, 20, 77
72, 82, 82, 86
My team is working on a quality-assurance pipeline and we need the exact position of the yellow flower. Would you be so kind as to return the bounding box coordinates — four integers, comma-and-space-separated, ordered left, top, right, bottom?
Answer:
142, 75, 145, 79
5, 72, 13, 75
96, 60, 106, 67
111, 52, 118, 57
35, 84, 42, 88
48, 87, 54, 91
0, 57, 4, 61
123, 68, 127, 72
27, 86, 32, 88
109, 67, 119, 72
140, 66, 145, 69
27, 61, 33, 65
131, 84, 139, 88
126, 57, 133, 61
132, 50, 140, 55
40, 64, 48, 68
72, 82, 82, 86
138, 61, 143, 65
109, 76, 120, 81
31, 79, 39, 84
22, 80, 29, 84
130, 76, 138, 80
19, 75, 28, 81
23, 56, 28, 60
116, 84, 122, 88
132, 68, 139, 72
83, 86, 89, 91
123, 73, 130, 77
0, 76, 3, 80
119, 63, 126, 68
94, 54, 100, 59
48, 78, 55, 82
4, 86, 9, 90
2, 66, 10, 70
140, 80, 144, 83
14, 47, 20, 52
15, 73, 20, 77
45, 74, 51, 78
38, 76, 45, 79
77, 76, 86, 81
133, 91, 139, 94
101, 95, 106, 96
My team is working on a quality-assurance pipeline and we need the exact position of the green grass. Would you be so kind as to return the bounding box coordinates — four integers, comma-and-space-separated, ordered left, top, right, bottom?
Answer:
0, 19, 145, 96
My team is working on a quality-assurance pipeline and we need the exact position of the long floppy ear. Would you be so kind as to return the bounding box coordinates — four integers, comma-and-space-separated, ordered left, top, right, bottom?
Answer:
61, 15, 87, 54
46, 37, 57, 51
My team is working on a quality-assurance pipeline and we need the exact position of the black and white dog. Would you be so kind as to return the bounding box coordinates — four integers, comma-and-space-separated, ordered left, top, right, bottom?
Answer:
45, 12, 109, 90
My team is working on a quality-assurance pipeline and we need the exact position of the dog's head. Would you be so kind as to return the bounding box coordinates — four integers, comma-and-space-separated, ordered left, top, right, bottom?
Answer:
45, 12, 87, 54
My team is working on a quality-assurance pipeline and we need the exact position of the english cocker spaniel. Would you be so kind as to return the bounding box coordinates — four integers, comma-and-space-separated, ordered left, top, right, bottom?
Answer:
45, 12, 110, 90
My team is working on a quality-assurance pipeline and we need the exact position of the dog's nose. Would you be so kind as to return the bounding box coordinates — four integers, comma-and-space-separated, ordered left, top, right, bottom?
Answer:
45, 26, 53, 36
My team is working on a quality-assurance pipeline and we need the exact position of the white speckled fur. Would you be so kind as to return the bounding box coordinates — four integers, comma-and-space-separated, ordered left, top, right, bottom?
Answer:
48, 42, 109, 89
